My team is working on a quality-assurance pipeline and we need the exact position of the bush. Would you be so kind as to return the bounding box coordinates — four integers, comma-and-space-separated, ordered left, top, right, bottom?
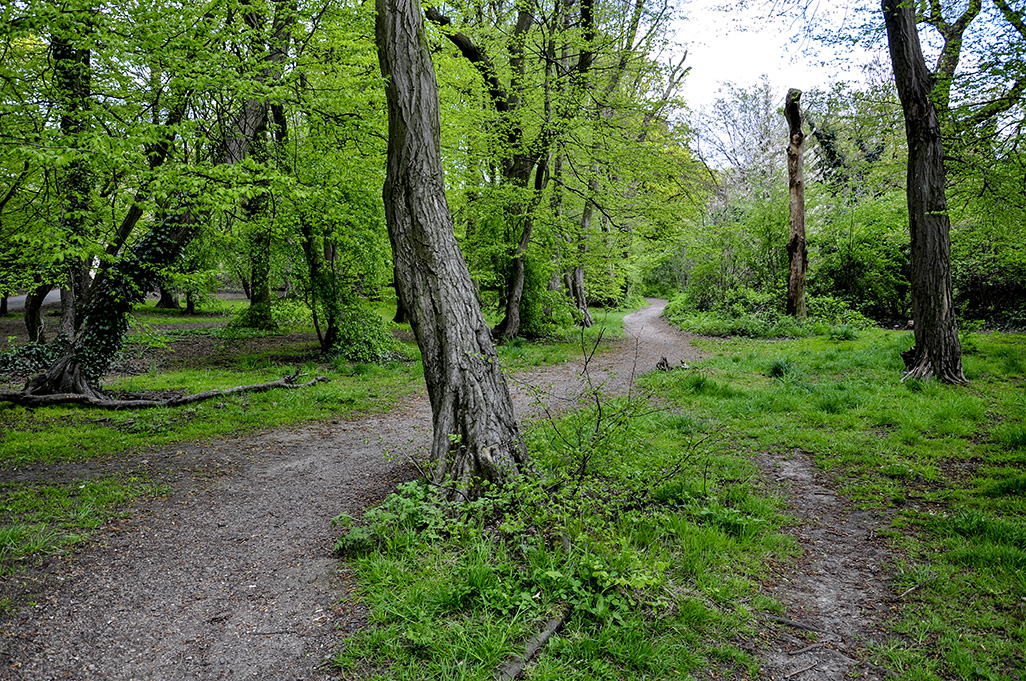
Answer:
331, 304, 401, 363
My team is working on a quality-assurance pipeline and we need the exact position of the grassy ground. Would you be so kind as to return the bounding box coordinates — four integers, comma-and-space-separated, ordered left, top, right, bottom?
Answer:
333, 324, 1026, 680
646, 327, 1026, 679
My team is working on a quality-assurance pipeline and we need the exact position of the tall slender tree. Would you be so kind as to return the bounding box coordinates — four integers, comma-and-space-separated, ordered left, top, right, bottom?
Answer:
882, 0, 967, 383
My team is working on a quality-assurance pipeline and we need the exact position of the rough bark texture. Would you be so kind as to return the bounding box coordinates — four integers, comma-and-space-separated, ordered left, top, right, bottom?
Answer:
52, 18, 94, 334
376, 0, 528, 496
883, 0, 967, 384
784, 88, 808, 318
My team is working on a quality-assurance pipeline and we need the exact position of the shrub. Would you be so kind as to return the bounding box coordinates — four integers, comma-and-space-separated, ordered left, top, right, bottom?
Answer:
331, 304, 401, 363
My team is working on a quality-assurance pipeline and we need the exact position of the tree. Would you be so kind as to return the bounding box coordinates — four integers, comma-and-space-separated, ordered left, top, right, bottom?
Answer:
783, 88, 808, 318
882, 0, 967, 383
376, 0, 529, 496
0, 0, 289, 403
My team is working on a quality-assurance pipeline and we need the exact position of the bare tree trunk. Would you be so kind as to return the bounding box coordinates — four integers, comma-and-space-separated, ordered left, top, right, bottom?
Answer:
0, 297, 7, 316
883, 0, 967, 384
56, 280, 76, 341
784, 88, 808, 318
376, 0, 528, 496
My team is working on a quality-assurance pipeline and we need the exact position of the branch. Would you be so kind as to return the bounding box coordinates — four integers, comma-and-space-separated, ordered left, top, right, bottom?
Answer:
425, 7, 514, 113
0, 369, 329, 410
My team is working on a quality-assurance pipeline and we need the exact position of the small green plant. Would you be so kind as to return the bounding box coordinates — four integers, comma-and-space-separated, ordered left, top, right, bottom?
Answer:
958, 319, 984, 355
766, 357, 798, 378
827, 324, 859, 341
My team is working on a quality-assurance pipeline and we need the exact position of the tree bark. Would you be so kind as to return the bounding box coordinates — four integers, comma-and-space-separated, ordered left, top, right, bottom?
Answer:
883, 0, 967, 384
24, 283, 50, 343
52, 14, 95, 335
784, 88, 808, 318
376, 0, 528, 496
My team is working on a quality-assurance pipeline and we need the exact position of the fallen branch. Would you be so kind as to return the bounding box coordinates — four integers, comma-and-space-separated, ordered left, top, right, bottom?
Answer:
497, 610, 570, 681
785, 662, 819, 678
0, 369, 330, 410
895, 574, 938, 601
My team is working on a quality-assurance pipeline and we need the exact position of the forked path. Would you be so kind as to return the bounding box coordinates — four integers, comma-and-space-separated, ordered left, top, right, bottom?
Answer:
0, 300, 892, 680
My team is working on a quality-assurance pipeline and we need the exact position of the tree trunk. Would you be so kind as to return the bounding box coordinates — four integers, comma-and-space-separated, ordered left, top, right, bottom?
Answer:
883, 0, 967, 384
52, 17, 95, 336
0, 297, 7, 316
784, 88, 808, 318
392, 265, 407, 324
376, 0, 528, 496
244, 225, 276, 329
24, 283, 50, 343
156, 285, 181, 310
56, 281, 76, 341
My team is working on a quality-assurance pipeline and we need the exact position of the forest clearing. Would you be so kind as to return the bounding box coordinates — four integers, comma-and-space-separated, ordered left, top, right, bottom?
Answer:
2, 0, 1025, 678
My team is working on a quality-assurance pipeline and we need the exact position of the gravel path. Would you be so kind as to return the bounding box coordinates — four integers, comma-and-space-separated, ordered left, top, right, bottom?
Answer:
0, 299, 894, 679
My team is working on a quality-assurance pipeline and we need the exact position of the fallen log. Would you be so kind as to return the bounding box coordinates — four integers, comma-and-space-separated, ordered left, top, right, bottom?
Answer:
0, 369, 330, 410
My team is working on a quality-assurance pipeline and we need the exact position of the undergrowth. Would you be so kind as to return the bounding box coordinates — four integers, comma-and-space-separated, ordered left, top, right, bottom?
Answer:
332, 363, 792, 680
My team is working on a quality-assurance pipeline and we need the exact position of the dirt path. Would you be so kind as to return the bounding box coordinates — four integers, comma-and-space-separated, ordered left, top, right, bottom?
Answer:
0, 300, 894, 680
754, 451, 896, 680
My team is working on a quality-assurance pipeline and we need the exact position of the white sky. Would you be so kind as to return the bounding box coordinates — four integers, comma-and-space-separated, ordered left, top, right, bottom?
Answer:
673, 0, 883, 112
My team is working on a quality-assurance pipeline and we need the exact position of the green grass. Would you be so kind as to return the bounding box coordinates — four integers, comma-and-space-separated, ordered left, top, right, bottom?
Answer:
641, 325, 1026, 679
0, 476, 169, 574
0, 359, 425, 464
333, 323, 1026, 680
331, 386, 794, 679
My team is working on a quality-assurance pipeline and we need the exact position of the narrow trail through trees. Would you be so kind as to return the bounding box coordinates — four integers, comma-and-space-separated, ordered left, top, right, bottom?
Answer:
0, 300, 895, 679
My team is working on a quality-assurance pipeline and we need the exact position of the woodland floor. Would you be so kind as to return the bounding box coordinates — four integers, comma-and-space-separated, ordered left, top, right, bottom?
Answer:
0, 300, 897, 680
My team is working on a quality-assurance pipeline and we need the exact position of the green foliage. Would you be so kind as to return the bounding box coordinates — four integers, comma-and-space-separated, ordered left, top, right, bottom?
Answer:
663, 288, 873, 340
0, 339, 71, 380
333, 395, 785, 680
330, 304, 401, 363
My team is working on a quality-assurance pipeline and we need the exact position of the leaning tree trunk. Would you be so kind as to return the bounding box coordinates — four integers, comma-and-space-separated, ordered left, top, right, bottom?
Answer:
376, 0, 528, 496
784, 88, 808, 318
883, 0, 967, 384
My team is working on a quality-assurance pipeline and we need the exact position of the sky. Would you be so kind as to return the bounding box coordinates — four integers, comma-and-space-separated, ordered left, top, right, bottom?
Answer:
673, 0, 883, 112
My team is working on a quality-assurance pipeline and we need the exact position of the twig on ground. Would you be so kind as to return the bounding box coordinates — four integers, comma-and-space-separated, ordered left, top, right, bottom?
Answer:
895, 574, 938, 600
785, 662, 819, 678
788, 642, 825, 656
765, 615, 830, 634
